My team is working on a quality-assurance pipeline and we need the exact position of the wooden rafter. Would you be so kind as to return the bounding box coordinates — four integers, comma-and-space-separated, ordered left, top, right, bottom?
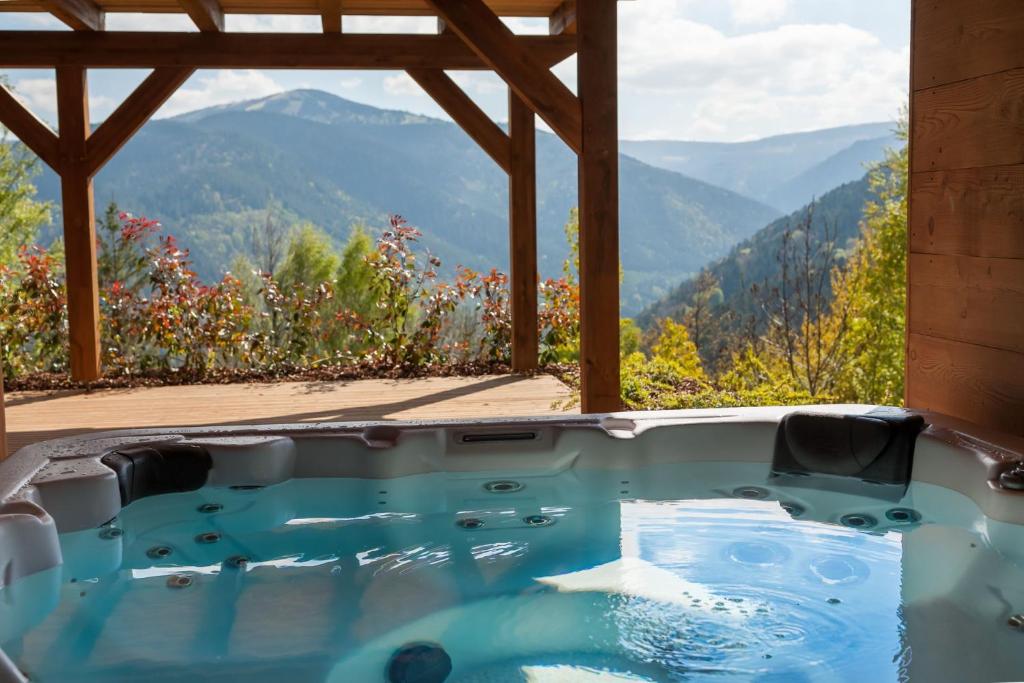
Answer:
0, 84, 60, 171
37, 0, 104, 30
317, 0, 342, 32
406, 68, 511, 173
87, 67, 195, 177
0, 32, 578, 70
549, 0, 576, 34
426, 0, 582, 154
179, 0, 223, 32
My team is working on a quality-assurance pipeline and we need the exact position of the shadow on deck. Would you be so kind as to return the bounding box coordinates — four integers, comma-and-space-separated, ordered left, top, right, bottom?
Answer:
2, 374, 577, 455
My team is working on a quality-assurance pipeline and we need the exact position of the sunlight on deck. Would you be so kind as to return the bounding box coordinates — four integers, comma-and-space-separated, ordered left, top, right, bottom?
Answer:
2, 375, 576, 455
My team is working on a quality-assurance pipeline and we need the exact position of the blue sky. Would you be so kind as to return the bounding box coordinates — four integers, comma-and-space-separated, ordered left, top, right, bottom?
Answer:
0, 0, 909, 142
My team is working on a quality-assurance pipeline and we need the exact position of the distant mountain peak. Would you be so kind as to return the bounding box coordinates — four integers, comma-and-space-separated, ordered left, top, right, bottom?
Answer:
171, 88, 436, 127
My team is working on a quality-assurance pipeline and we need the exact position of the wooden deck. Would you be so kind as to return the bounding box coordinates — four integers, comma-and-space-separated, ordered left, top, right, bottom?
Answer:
1, 374, 576, 456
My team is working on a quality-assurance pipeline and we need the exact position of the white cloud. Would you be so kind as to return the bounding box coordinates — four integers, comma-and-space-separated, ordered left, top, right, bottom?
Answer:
616, 0, 908, 140
730, 0, 789, 26
8, 78, 56, 120
226, 14, 319, 32
383, 73, 420, 97
157, 70, 284, 118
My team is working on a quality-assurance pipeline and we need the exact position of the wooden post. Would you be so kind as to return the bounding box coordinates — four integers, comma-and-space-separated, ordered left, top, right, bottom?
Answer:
508, 92, 538, 371
56, 66, 102, 382
0, 363, 6, 459
577, 0, 620, 412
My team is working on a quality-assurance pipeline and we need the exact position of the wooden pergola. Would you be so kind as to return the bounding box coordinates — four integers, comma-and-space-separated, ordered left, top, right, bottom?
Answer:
0, 0, 622, 414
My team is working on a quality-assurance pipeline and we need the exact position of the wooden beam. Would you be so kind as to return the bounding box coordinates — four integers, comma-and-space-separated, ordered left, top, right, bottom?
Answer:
86, 67, 194, 177
426, 0, 582, 154
509, 92, 539, 371
56, 67, 102, 383
0, 84, 60, 171
577, 0, 620, 413
38, 0, 104, 30
179, 0, 224, 32
0, 32, 578, 70
549, 0, 576, 34
317, 0, 342, 32
406, 68, 511, 173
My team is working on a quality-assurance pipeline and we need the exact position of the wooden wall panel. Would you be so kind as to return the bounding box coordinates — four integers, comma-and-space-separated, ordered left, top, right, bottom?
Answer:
909, 0, 1024, 436
909, 253, 1024, 354
910, 166, 1024, 258
913, 0, 1024, 89
907, 334, 1024, 436
912, 67, 1024, 172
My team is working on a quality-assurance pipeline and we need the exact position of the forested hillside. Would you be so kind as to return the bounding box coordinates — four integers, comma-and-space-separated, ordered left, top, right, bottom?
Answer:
636, 176, 873, 370
31, 89, 779, 315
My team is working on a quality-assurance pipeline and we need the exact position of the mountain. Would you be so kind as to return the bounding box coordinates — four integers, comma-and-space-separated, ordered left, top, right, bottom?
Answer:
620, 122, 897, 213
32, 89, 780, 316
636, 175, 874, 338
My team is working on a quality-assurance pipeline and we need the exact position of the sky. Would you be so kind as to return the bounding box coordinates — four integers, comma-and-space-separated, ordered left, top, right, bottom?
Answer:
0, 0, 910, 142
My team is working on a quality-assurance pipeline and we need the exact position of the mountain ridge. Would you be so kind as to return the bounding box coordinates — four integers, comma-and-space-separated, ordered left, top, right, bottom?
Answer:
32, 89, 782, 314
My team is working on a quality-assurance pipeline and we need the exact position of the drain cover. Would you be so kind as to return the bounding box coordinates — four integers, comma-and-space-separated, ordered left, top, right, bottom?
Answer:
732, 486, 769, 500
483, 480, 524, 494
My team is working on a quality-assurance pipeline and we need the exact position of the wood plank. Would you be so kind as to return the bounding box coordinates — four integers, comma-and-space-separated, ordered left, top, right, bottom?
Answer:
56, 67, 102, 383
0, 0, 566, 16
0, 32, 578, 70
908, 253, 1024, 353
912, 68, 1024, 172
577, 0, 620, 413
0, 83, 61, 171
426, 0, 582, 154
317, 0, 341, 32
86, 66, 194, 177
37, 0, 104, 30
179, 0, 224, 31
906, 333, 1024, 437
406, 68, 511, 173
910, 166, 1024, 258
913, 0, 1024, 90
509, 92, 538, 371
549, 0, 575, 34
2, 375, 577, 455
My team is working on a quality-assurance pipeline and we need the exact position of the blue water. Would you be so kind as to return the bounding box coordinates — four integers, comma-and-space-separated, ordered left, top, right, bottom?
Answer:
2, 465, 1022, 682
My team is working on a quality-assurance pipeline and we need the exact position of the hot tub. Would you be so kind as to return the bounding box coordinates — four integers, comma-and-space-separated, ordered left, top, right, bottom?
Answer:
1, 405, 1023, 682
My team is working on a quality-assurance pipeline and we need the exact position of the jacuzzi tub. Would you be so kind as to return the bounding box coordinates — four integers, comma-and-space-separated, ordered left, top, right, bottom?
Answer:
1, 405, 1023, 682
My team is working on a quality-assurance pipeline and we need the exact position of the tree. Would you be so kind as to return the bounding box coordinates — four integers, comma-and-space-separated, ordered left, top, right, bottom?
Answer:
832, 118, 909, 405
0, 112, 51, 265
750, 205, 852, 398
97, 202, 160, 291
247, 202, 289, 276
335, 224, 377, 322
620, 318, 642, 357
651, 317, 706, 381
277, 223, 340, 291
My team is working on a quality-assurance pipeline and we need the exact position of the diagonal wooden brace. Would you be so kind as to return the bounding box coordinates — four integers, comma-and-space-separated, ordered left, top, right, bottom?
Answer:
426, 0, 582, 154
86, 66, 195, 177
0, 84, 61, 171
407, 68, 511, 173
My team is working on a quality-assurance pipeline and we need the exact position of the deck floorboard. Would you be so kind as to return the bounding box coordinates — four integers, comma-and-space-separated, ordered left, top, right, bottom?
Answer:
2, 374, 576, 456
